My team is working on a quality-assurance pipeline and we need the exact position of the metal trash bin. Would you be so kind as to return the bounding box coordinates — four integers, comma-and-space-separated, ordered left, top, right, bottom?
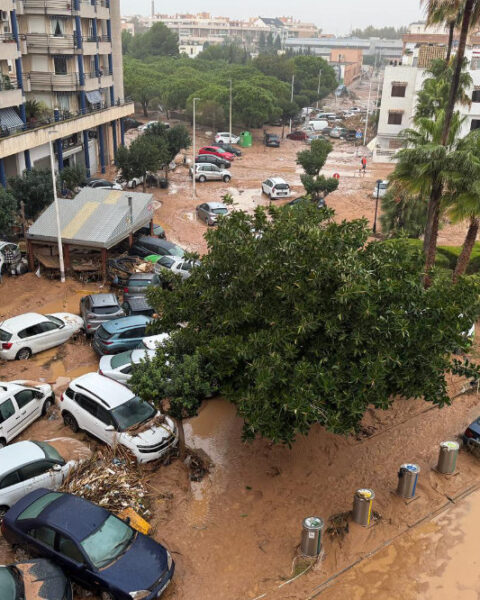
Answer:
352, 488, 375, 526
397, 463, 420, 498
300, 516, 324, 557
436, 441, 459, 474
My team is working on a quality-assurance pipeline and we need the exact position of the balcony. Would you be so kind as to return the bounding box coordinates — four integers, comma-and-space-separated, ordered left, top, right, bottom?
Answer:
81, 34, 111, 55
0, 0, 14, 12
0, 35, 21, 61
84, 69, 112, 91
0, 85, 23, 110
24, 33, 76, 54
27, 71, 80, 91
23, 0, 73, 15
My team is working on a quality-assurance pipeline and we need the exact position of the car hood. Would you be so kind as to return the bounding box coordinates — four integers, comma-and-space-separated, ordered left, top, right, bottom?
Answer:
103, 532, 169, 591
50, 313, 84, 330
16, 559, 69, 600
123, 415, 176, 445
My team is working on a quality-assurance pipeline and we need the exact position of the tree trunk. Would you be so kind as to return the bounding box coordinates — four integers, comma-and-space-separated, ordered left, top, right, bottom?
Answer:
423, 179, 443, 287
453, 216, 479, 282
442, 0, 473, 145
446, 21, 455, 62
175, 418, 186, 459
143, 102, 148, 118
282, 122, 285, 139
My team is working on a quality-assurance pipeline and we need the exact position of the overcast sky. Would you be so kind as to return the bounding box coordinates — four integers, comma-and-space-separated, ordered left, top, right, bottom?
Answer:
120, 0, 425, 36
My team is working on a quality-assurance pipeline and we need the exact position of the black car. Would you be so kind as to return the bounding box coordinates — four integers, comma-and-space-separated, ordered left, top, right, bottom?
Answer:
137, 223, 166, 238
123, 117, 142, 131
122, 296, 156, 317
129, 236, 185, 259
145, 173, 168, 189
0, 559, 72, 600
264, 133, 280, 148
216, 141, 242, 156
1, 489, 174, 600
195, 154, 231, 169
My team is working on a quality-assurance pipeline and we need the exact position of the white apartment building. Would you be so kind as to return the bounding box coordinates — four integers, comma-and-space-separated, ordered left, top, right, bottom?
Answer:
0, 0, 134, 185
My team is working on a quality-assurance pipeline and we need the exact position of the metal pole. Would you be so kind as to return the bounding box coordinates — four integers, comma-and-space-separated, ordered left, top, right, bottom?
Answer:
375, 51, 382, 113
229, 79, 232, 143
373, 180, 381, 234
363, 52, 377, 146
49, 140, 65, 283
289, 73, 295, 133
192, 97, 199, 198
316, 69, 322, 109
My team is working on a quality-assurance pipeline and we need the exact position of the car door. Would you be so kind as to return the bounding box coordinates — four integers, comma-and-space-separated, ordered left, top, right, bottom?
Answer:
0, 397, 18, 442
55, 532, 93, 587
14, 389, 41, 434
74, 393, 105, 439
0, 469, 25, 508
38, 320, 65, 349
17, 324, 45, 355
28, 525, 57, 560
126, 325, 147, 348
19, 459, 63, 496
94, 404, 116, 447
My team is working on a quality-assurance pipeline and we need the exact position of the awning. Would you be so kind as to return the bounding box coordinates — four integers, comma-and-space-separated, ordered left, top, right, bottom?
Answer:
0, 107, 23, 131
86, 90, 102, 104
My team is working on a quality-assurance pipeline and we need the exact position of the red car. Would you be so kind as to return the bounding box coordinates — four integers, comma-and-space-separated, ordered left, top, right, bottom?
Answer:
198, 146, 235, 161
286, 130, 308, 141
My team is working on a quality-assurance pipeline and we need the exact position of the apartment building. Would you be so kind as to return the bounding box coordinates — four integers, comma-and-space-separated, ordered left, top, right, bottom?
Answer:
374, 23, 480, 162
0, 0, 134, 185
284, 37, 403, 61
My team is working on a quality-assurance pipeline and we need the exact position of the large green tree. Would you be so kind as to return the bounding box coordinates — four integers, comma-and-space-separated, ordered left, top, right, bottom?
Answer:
130, 205, 480, 444
232, 82, 278, 128
380, 183, 428, 239
0, 187, 17, 234
116, 136, 166, 191
297, 138, 339, 201
8, 169, 53, 220
129, 22, 179, 59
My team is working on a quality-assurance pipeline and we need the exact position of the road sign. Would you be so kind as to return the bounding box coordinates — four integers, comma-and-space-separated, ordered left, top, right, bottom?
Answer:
356, 131, 363, 139
333, 173, 340, 180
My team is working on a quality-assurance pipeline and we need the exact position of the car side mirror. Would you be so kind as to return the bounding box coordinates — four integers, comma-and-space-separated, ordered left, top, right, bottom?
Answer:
52, 464, 62, 472
105, 425, 115, 431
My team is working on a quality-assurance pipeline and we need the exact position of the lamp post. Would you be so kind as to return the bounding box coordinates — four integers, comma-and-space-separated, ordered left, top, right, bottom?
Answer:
289, 73, 295, 133
48, 133, 65, 283
373, 178, 382, 234
229, 79, 232, 143
192, 97, 200, 198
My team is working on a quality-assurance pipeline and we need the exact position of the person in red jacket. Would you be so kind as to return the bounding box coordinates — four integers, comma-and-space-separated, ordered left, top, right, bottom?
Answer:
361, 156, 367, 174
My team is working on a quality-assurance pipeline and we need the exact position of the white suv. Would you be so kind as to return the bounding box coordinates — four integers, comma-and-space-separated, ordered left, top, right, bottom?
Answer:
60, 373, 177, 463
0, 381, 54, 446
261, 177, 292, 199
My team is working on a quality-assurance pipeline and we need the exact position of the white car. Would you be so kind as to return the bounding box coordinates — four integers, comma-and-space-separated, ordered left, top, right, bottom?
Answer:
154, 256, 199, 280
116, 175, 144, 189
189, 163, 232, 183
261, 177, 292, 199
60, 373, 178, 463
0, 381, 54, 446
139, 120, 158, 132
138, 333, 171, 350
215, 132, 240, 145
372, 180, 389, 199
0, 312, 84, 361
99, 349, 156, 385
0, 438, 90, 516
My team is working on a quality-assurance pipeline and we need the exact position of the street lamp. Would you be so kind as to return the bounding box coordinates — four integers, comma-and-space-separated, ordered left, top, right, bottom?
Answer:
48, 132, 65, 283
229, 79, 232, 143
373, 179, 382, 234
192, 97, 200, 198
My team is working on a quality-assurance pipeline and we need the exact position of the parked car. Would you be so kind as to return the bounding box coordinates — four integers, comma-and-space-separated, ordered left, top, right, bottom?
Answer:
261, 177, 291, 200
139, 120, 169, 132
61, 373, 177, 462
99, 349, 156, 385
92, 315, 151, 356
196, 202, 229, 226
153, 256, 199, 280
306, 133, 326, 144
321, 127, 332, 136
117, 175, 144, 189
145, 173, 169, 188
138, 333, 170, 351
195, 154, 231, 169
1, 489, 175, 598
129, 236, 185, 259
215, 132, 240, 145
343, 129, 358, 141
84, 178, 122, 191
0, 381, 54, 447
285, 196, 326, 209
286, 130, 308, 141
189, 163, 232, 183
0, 312, 84, 361
122, 296, 156, 318
123, 117, 142, 131
216, 141, 242, 156
198, 146, 235, 161
123, 273, 161, 303
372, 180, 389, 198
464, 416, 480, 447
329, 127, 342, 139
137, 223, 166, 239
303, 120, 328, 133
264, 133, 280, 147
80, 294, 125, 335
0, 559, 72, 600
0, 439, 90, 517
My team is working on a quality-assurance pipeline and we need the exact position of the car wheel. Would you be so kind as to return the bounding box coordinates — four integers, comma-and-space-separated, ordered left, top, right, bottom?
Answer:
0, 506, 8, 519
199, 175, 206, 183
0, 438, 6, 449
63, 412, 79, 433
223, 175, 231, 183
131, 180, 137, 189
16, 347, 31, 360
42, 397, 54, 416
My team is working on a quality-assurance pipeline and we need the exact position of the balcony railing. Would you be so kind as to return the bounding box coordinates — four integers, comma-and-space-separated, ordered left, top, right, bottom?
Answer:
25, 33, 77, 51
0, 76, 19, 91
0, 34, 16, 43
87, 68, 112, 78
23, 0, 74, 12
0, 96, 132, 139
27, 71, 80, 90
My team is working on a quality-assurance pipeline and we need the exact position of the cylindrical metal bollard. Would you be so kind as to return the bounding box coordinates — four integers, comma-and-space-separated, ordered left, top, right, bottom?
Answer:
300, 516, 324, 557
397, 463, 420, 498
436, 441, 459, 474
352, 488, 375, 526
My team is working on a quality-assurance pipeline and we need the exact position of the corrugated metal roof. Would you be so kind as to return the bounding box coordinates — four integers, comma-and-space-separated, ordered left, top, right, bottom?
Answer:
0, 107, 24, 130
27, 188, 154, 249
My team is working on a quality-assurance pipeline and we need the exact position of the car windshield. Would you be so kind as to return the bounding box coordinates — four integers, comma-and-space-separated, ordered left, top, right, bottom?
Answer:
0, 567, 21, 600
110, 351, 133, 369
46, 315, 64, 327
81, 515, 135, 569
128, 279, 152, 288
159, 257, 175, 268
34, 441, 65, 465
92, 305, 119, 315
0, 329, 12, 342
96, 326, 111, 341
212, 208, 228, 215
110, 396, 156, 431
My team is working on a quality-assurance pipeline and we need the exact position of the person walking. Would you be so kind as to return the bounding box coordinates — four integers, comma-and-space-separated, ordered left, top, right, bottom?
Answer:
361, 156, 367, 176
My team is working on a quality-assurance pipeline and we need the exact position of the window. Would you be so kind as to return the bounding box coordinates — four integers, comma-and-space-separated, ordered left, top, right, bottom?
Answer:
76, 394, 99, 417
0, 399, 15, 423
159, 256, 175, 268
19, 460, 51, 481
18, 325, 43, 339
58, 535, 85, 563
110, 396, 155, 431
388, 111, 403, 125
391, 84, 406, 97
95, 405, 112, 426
30, 526, 55, 548
473, 90, 480, 103
54, 56, 67, 75
37, 322, 59, 333
471, 119, 480, 131
471, 57, 480, 70
14, 390, 36, 409
120, 365, 132, 374
56, 92, 70, 111
0, 470, 21, 489
111, 351, 133, 369
34, 441, 65, 464
51, 17, 65, 36
81, 515, 134, 569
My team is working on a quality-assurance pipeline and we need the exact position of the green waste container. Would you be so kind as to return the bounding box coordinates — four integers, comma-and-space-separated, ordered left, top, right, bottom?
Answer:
239, 131, 252, 147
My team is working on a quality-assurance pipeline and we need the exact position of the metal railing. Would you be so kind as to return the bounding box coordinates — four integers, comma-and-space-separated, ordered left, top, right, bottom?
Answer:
87, 68, 112, 78
0, 76, 19, 91
27, 71, 80, 89
25, 33, 77, 50
0, 33, 16, 43
23, 0, 73, 11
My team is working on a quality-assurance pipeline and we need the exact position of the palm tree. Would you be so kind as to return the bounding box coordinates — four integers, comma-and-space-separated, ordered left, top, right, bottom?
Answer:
422, 0, 464, 61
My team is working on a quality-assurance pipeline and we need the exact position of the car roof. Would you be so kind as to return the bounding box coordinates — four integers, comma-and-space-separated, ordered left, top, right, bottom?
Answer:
137, 237, 177, 250
205, 202, 227, 209
0, 441, 45, 475
127, 273, 156, 280
269, 177, 287, 184
141, 333, 170, 349
0, 313, 49, 333
70, 373, 134, 409
131, 349, 156, 364
102, 315, 151, 333
125, 296, 151, 310
88, 293, 119, 307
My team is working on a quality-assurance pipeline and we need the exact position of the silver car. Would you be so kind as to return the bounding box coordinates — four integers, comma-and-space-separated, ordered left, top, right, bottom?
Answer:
196, 202, 229, 225
154, 256, 200, 280
99, 349, 156, 385
190, 163, 232, 183
80, 293, 125, 335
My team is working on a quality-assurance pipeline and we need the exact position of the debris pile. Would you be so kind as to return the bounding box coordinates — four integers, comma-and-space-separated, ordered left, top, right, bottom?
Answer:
326, 511, 350, 540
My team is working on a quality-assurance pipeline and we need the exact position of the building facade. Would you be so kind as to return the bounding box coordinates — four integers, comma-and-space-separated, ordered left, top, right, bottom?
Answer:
0, 0, 133, 184
329, 48, 363, 86
284, 37, 403, 61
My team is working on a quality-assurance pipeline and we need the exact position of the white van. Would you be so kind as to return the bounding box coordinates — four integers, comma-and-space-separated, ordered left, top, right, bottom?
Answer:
303, 120, 328, 132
